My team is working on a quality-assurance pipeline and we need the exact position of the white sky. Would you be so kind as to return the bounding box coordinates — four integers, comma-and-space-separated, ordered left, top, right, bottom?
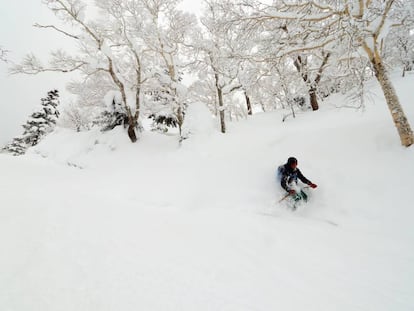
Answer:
0, 0, 203, 145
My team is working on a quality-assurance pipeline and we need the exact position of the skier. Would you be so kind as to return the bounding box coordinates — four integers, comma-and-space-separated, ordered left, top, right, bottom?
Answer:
277, 157, 317, 203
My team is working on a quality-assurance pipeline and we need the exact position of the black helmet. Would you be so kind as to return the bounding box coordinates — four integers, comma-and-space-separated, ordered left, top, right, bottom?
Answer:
287, 157, 297, 165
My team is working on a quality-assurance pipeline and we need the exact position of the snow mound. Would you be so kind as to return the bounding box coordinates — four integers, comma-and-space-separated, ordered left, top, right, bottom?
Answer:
182, 101, 216, 140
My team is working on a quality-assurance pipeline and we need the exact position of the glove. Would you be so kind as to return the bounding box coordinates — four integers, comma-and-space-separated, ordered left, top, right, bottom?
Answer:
309, 183, 317, 189
288, 189, 296, 195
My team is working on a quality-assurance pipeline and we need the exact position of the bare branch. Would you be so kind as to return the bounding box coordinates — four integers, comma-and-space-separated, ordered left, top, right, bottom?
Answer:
373, 0, 396, 37
34, 23, 79, 39
10, 52, 86, 75
225, 84, 243, 94
45, 0, 102, 47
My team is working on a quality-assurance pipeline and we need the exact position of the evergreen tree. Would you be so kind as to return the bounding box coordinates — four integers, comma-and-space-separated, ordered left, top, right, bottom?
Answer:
2, 90, 60, 156
147, 71, 185, 134
95, 96, 129, 132
22, 89, 60, 146
148, 88, 179, 133
2, 137, 26, 156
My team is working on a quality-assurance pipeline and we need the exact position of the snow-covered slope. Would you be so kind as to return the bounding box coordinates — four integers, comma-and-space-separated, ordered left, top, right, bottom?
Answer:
1, 74, 413, 310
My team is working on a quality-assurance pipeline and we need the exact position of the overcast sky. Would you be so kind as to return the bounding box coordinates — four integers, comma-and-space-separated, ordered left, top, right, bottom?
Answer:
0, 0, 203, 145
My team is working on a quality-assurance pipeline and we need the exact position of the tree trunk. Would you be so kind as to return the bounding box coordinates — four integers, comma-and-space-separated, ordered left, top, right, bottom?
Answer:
177, 104, 184, 138
124, 100, 137, 143
124, 98, 137, 143
245, 91, 252, 115
373, 61, 414, 147
134, 86, 141, 123
294, 52, 329, 112
218, 87, 226, 133
214, 72, 226, 133
309, 88, 319, 111
309, 52, 330, 111
294, 56, 319, 111
108, 57, 137, 143
127, 114, 137, 143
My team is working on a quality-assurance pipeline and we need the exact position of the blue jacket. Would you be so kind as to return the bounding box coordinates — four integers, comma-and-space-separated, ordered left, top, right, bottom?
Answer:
277, 164, 312, 192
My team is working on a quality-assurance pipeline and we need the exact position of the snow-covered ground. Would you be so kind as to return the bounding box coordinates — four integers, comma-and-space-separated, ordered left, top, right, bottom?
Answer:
1, 74, 414, 310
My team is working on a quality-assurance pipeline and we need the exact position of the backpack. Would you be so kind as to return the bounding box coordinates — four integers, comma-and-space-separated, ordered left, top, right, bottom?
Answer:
276, 165, 285, 182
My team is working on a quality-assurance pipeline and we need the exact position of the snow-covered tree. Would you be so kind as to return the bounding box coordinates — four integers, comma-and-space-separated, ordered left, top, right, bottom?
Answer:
188, 0, 247, 133
383, 22, 414, 77
2, 137, 26, 156
146, 73, 184, 133
66, 72, 116, 110
22, 89, 60, 147
291, 51, 331, 111
12, 0, 150, 142
226, 0, 414, 146
232, 60, 270, 115
12, 0, 199, 142
95, 92, 129, 132
140, 0, 198, 138
2, 90, 60, 156
60, 103, 91, 132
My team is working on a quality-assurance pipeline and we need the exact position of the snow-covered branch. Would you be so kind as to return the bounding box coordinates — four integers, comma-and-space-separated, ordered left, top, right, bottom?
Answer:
33, 23, 80, 40
10, 52, 86, 74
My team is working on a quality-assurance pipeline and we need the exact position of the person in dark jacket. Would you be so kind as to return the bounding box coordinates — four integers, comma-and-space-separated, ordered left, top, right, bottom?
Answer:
277, 157, 317, 196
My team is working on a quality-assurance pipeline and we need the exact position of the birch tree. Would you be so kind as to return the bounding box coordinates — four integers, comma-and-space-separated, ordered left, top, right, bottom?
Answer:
383, 22, 414, 77
12, 0, 150, 142
189, 0, 246, 133
357, 0, 414, 146
228, 0, 414, 146
292, 51, 331, 110
141, 0, 198, 138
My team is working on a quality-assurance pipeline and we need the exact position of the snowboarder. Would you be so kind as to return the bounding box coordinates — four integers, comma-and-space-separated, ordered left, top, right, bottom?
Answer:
277, 157, 317, 203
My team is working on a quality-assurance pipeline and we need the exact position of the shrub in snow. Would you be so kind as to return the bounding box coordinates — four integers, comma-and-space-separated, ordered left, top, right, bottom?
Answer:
292, 96, 308, 110
149, 112, 179, 133
60, 103, 92, 132
95, 93, 129, 132
2, 90, 60, 156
